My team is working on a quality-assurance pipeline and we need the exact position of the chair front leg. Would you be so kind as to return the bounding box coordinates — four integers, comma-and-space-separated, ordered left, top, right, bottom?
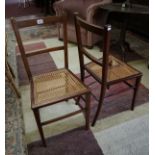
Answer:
92, 86, 106, 126
33, 108, 47, 147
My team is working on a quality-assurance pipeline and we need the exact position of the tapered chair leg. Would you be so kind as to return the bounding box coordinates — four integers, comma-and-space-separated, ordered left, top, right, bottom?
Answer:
92, 87, 106, 126
85, 93, 91, 130
33, 109, 46, 147
131, 76, 142, 110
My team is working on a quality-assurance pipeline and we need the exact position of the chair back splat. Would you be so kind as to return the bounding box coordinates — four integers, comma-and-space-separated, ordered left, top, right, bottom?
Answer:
11, 15, 91, 147
74, 12, 143, 126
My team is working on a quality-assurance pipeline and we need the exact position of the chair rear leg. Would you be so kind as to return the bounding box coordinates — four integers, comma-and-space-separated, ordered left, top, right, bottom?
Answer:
33, 109, 46, 147
131, 76, 142, 110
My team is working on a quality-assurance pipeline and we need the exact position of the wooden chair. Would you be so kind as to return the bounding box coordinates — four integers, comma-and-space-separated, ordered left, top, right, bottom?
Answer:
11, 15, 91, 147
74, 13, 143, 126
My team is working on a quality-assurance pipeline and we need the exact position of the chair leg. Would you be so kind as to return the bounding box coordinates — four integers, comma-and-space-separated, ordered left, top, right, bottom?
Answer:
75, 96, 80, 105
131, 76, 142, 110
6, 71, 21, 98
33, 109, 47, 147
85, 93, 90, 130
92, 86, 106, 126
8, 62, 15, 79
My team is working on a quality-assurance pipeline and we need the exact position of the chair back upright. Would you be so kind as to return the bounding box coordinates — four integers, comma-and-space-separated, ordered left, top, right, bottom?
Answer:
74, 13, 112, 85
11, 15, 68, 82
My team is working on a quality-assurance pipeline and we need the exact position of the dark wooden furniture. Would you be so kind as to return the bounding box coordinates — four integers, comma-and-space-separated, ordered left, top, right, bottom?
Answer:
100, 3, 149, 61
34, 0, 56, 15
74, 13, 142, 126
44, 0, 56, 15
113, 0, 149, 37
11, 15, 91, 146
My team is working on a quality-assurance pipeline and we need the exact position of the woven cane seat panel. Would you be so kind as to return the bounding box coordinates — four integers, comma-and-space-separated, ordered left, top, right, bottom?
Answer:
32, 69, 88, 108
86, 55, 140, 83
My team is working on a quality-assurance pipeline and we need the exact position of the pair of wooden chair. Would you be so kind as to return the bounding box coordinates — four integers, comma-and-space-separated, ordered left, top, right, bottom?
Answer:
11, 14, 142, 146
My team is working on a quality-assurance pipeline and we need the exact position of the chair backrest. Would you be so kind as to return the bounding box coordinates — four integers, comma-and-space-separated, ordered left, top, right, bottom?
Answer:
74, 13, 111, 84
11, 15, 68, 82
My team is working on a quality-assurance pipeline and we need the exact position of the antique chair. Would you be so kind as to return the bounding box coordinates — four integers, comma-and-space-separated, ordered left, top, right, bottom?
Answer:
11, 15, 91, 146
74, 13, 142, 126
53, 0, 112, 47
